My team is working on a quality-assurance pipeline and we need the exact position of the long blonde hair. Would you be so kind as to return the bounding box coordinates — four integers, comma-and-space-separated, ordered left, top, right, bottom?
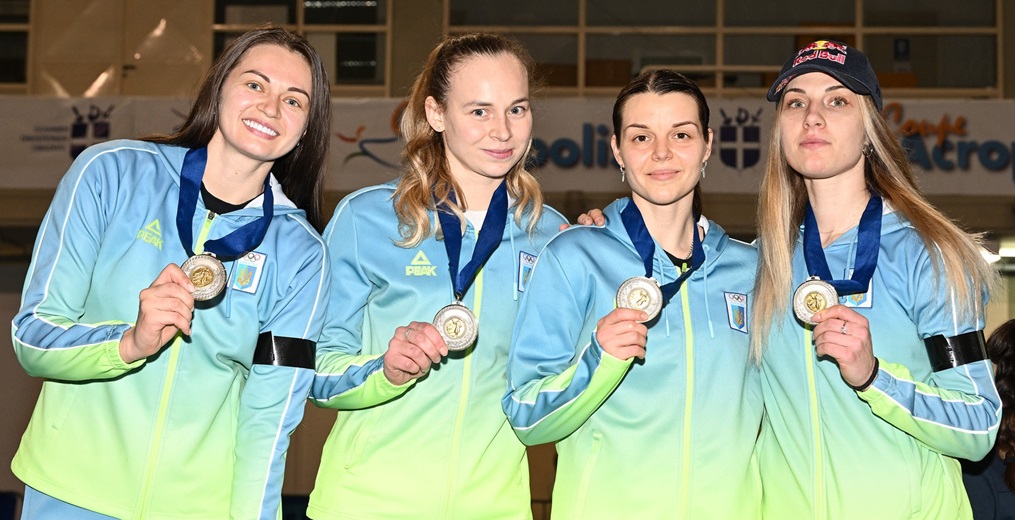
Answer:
393, 33, 544, 247
751, 95, 999, 362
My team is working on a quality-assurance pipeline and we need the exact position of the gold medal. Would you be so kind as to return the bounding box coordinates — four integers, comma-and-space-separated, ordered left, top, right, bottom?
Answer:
181, 253, 227, 301
793, 276, 837, 325
433, 302, 479, 351
616, 276, 663, 323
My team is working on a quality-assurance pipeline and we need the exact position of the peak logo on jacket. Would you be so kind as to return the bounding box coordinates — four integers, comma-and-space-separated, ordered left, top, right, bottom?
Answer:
406, 250, 437, 276
136, 219, 164, 250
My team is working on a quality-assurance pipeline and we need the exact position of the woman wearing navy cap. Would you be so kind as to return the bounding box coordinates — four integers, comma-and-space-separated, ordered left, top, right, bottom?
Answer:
753, 40, 1001, 519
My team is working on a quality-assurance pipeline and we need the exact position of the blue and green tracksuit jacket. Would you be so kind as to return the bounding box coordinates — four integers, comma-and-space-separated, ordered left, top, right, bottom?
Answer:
758, 209, 1002, 520
11, 140, 329, 519
309, 183, 566, 519
503, 197, 763, 520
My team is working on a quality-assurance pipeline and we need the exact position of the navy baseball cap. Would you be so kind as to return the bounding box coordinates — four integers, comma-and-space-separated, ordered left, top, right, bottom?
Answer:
766, 40, 883, 110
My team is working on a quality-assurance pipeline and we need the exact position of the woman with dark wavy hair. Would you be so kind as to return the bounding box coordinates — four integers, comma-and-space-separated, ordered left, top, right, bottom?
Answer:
963, 319, 1015, 519
12, 25, 331, 519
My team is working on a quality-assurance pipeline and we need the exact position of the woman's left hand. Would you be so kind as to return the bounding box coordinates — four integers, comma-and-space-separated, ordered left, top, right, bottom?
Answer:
812, 305, 878, 389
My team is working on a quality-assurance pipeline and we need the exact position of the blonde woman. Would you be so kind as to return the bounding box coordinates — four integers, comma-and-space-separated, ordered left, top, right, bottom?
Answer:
754, 40, 1002, 519
309, 33, 565, 519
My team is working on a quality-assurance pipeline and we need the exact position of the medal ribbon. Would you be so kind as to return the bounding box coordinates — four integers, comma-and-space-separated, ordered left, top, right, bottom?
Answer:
435, 181, 509, 301
620, 198, 705, 304
802, 194, 882, 295
176, 147, 273, 260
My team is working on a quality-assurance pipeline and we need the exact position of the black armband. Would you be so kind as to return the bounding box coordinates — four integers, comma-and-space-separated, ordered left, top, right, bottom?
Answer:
924, 330, 987, 372
253, 332, 315, 369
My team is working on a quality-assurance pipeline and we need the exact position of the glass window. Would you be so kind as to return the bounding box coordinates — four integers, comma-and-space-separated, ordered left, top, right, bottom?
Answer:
305, 31, 387, 85
305, 0, 386, 25
586, 0, 716, 26
864, 0, 994, 27
866, 35, 996, 89
0, 0, 29, 23
586, 34, 714, 87
510, 33, 578, 88
725, 0, 854, 27
215, 0, 293, 25
0, 31, 27, 83
449, 0, 578, 26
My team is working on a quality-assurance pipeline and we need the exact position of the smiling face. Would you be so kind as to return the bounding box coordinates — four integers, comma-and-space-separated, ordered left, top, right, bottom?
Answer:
425, 52, 532, 188
611, 91, 712, 209
778, 71, 867, 182
209, 43, 312, 170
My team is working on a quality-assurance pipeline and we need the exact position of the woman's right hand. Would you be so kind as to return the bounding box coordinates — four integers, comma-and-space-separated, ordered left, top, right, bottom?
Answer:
383, 321, 448, 386
119, 264, 196, 364
595, 308, 648, 361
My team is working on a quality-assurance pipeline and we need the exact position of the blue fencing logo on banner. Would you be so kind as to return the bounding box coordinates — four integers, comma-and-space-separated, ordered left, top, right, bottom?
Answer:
718, 108, 763, 171
70, 104, 114, 159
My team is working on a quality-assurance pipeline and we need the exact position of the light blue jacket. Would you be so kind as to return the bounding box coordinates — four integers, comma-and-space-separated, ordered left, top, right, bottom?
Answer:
12, 140, 329, 520
503, 197, 762, 520
758, 208, 1002, 520
310, 183, 566, 519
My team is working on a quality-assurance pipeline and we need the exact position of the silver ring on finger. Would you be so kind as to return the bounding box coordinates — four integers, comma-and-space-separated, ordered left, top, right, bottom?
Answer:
840, 321, 848, 335
404, 328, 412, 341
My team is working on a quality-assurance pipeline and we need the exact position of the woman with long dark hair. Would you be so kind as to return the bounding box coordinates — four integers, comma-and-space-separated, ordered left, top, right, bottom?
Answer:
12, 26, 331, 519
963, 319, 1015, 519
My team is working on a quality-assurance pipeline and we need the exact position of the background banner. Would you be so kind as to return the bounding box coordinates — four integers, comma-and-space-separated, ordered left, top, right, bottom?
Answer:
4, 97, 1013, 196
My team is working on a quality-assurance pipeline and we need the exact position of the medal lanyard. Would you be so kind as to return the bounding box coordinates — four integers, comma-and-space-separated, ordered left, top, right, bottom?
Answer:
177, 147, 274, 260
802, 193, 882, 295
620, 199, 705, 304
435, 180, 509, 301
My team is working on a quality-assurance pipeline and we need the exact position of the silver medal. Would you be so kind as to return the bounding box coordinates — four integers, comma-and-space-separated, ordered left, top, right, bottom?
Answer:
793, 276, 837, 326
433, 302, 478, 351
181, 253, 227, 301
616, 276, 663, 323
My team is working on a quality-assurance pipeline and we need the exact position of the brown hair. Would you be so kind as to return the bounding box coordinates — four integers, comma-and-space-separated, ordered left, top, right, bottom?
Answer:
146, 25, 331, 230
612, 69, 710, 217
987, 319, 1015, 491
394, 32, 544, 247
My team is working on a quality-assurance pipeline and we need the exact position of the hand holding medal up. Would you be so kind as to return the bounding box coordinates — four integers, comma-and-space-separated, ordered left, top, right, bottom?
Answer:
119, 264, 195, 364
595, 308, 648, 361
383, 321, 448, 386
811, 306, 878, 390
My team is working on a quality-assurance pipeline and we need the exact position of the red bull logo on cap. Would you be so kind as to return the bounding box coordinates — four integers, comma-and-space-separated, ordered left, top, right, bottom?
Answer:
793, 40, 848, 68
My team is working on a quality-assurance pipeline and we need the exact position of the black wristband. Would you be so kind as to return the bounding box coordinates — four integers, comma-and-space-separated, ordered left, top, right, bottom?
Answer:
253, 331, 315, 369
851, 357, 880, 392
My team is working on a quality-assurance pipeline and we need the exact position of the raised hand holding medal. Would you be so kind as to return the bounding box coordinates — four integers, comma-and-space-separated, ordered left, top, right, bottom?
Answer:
432, 181, 509, 350
793, 194, 882, 325
617, 199, 705, 322
177, 147, 273, 301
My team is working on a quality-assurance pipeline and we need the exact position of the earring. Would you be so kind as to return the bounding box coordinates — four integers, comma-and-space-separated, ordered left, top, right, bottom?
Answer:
862, 143, 873, 157
620, 165, 626, 183
700, 160, 708, 178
